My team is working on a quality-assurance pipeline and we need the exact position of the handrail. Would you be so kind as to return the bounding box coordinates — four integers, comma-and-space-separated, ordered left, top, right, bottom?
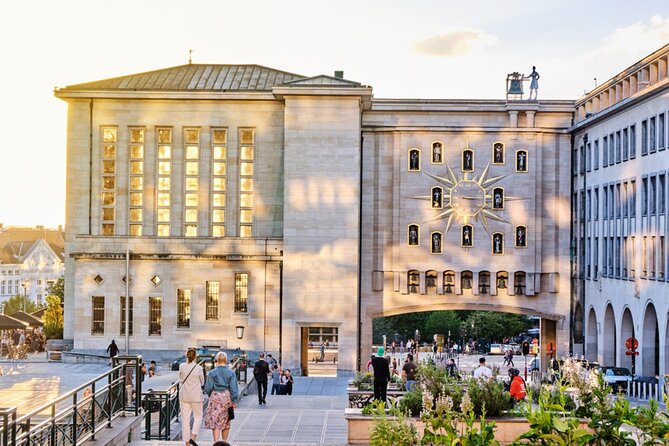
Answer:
1, 355, 143, 446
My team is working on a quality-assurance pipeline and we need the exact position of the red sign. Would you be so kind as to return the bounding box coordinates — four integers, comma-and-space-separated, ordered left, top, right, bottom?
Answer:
625, 351, 639, 356
625, 337, 638, 351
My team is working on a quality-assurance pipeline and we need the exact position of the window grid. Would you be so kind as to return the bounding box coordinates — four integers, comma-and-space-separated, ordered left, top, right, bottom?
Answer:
234, 273, 248, 313
128, 128, 144, 236
101, 127, 117, 235
177, 289, 191, 328
119, 295, 134, 336
156, 128, 172, 237
206, 281, 220, 320
239, 129, 255, 237
184, 128, 200, 237
91, 296, 105, 335
149, 296, 162, 336
630, 125, 637, 158
211, 129, 227, 237
642, 120, 648, 155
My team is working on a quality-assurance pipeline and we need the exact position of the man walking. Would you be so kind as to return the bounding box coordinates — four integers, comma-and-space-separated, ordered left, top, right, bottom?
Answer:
253, 353, 271, 404
106, 339, 119, 365
371, 347, 390, 403
401, 353, 418, 391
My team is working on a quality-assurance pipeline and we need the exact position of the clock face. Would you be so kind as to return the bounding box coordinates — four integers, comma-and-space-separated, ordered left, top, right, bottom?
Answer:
450, 180, 486, 218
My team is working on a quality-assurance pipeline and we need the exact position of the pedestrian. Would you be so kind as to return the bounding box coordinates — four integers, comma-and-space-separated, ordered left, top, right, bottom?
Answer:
148, 360, 157, 377
106, 340, 119, 365
319, 342, 325, 362
179, 348, 205, 446
508, 368, 526, 405
140, 363, 147, 381
253, 353, 271, 404
371, 347, 390, 402
400, 341, 404, 354
281, 369, 294, 395
391, 341, 396, 355
473, 357, 493, 381
270, 364, 282, 395
401, 353, 418, 391
204, 352, 239, 442
445, 358, 457, 378
267, 353, 278, 368
366, 354, 374, 372
506, 350, 515, 367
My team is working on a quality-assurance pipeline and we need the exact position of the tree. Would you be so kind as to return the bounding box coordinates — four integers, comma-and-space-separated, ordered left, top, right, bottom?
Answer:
465, 312, 530, 343
424, 311, 461, 340
43, 295, 64, 339
2, 294, 42, 315
46, 276, 64, 303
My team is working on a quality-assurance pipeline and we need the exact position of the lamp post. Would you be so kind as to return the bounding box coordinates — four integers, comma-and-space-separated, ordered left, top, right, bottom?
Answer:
235, 326, 246, 381
21, 281, 29, 313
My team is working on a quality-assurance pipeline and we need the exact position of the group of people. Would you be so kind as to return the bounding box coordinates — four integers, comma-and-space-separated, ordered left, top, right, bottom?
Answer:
473, 357, 526, 405
368, 347, 421, 401
1, 328, 45, 358
252, 352, 294, 403
179, 348, 239, 446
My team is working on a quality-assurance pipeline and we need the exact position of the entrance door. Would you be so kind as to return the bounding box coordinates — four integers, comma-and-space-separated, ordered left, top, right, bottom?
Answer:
301, 327, 309, 376
302, 326, 339, 377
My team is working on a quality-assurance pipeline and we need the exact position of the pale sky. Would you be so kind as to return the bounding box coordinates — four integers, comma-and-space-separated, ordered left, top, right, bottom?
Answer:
1, 0, 668, 228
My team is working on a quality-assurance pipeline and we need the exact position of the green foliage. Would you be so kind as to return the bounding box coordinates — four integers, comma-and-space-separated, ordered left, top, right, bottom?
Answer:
369, 401, 420, 446
425, 311, 462, 340
584, 372, 635, 446
629, 398, 669, 445
45, 276, 64, 302
458, 406, 500, 446
3, 294, 42, 315
465, 378, 512, 417
418, 364, 463, 411
43, 295, 64, 339
399, 387, 423, 417
351, 372, 374, 391
465, 312, 531, 343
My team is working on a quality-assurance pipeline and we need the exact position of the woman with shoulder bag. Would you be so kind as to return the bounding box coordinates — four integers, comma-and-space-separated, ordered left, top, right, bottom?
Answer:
203, 351, 239, 442
179, 348, 205, 446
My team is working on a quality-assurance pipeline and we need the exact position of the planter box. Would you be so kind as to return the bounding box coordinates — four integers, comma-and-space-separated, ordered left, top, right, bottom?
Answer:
348, 389, 405, 408
345, 409, 590, 445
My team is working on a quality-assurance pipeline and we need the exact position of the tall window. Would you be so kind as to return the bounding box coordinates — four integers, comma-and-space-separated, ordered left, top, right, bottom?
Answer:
650, 117, 656, 153
623, 182, 629, 217
659, 174, 666, 215
101, 127, 117, 235
149, 296, 162, 336
659, 113, 666, 150
211, 129, 227, 237
650, 176, 657, 215
593, 140, 599, 169
630, 180, 637, 217
608, 133, 614, 163
239, 129, 255, 237
650, 236, 657, 278
623, 236, 628, 277
234, 273, 248, 312
593, 236, 599, 277
119, 296, 134, 336
177, 289, 191, 328
594, 187, 599, 220
642, 236, 648, 277
615, 131, 621, 163
128, 128, 144, 236
206, 281, 220, 320
183, 128, 200, 237
641, 120, 648, 155
586, 143, 591, 171
616, 183, 621, 218
642, 177, 648, 216
623, 128, 629, 160
602, 237, 608, 277
156, 128, 172, 237
660, 236, 666, 280
603, 136, 608, 166
630, 125, 637, 158
630, 236, 636, 277
91, 296, 105, 335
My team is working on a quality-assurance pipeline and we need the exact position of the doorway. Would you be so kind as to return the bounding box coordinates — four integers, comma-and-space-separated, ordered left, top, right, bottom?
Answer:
301, 326, 339, 377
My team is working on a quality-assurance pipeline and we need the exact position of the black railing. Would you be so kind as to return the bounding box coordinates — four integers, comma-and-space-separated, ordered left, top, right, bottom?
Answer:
141, 353, 246, 441
0, 355, 142, 446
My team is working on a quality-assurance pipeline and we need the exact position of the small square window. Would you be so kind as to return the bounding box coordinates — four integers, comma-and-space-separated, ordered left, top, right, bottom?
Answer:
157, 209, 170, 222
240, 162, 254, 176
129, 192, 143, 206
213, 129, 227, 144
186, 145, 199, 159
213, 162, 226, 176
158, 129, 172, 144
213, 178, 226, 191
185, 193, 198, 207
129, 224, 142, 236
240, 146, 254, 160
213, 209, 225, 223
240, 193, 253, 208
213, 193, 226, 207
185, 178, 198, 191
102, 207, 115, 221
130, 145, 144, 158
151, 275, 162, 286
158, 145, 171, 159
130, 129, 144, 144
185, 209, 198, 223
186, 161, 198, 175
240, 129, 254, 144
103, 145, 116, 158
213, 146, 226, 160
213, 225, 225, 237
94, 274, 104, 285
103, 128, 117, 143
130, 177, 143, 190
185, 224, 197, 237
157, 193, 170, 207
129, 208, 142, 222
130, 161, 144, 175
185, 129, 199, 145
157, 224, 170, 237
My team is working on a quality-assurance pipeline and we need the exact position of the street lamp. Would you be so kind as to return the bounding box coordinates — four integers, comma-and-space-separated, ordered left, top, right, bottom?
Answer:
21, 281, 29, 312
236, 326, 245, 340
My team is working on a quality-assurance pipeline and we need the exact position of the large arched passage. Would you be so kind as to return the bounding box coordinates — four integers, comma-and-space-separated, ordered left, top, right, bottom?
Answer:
620, 308, 635, 373
642, 303, 659, 377
586, 308, 598, 362
602, 304, 616, 366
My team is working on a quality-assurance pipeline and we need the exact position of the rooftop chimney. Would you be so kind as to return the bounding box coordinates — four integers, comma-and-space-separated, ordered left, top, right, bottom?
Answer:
334, 70, 344, 79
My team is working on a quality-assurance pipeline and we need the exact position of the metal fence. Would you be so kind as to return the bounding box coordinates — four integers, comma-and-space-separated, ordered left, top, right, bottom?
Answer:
0, 355, 142, 446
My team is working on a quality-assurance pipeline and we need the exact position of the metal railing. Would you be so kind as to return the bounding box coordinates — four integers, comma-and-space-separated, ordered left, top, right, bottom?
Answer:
0, 355, 142, 446
141, 353, 246, 441
627, 376, 661, 401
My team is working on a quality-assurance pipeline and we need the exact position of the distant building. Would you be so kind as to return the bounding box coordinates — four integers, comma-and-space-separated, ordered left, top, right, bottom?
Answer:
0, 225, 65, 307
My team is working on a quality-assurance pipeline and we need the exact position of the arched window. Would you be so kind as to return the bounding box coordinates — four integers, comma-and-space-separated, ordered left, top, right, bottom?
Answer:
492, 142, 505, 165
496, 271, 508, 290
443, 271, 455, 294
426, 270, 438, 290
462, 149, 474, 172
492, 232, 504, 255
431, 186, 443, 209
430, 231, 443, 254
431, 141, 443, 164
461, 271, 473, 289
515, 225, 527, 248
408, 270, 420, 294
408, 148, 421, 171
514, 271, 526, 295
479, 271, 491, 294
516, 149, 528, 172
461, 224, 474, 247
492, 187, 504, 210
407, 224, 420, 246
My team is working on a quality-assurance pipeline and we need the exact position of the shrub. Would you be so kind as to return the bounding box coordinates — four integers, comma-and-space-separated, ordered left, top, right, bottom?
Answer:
351, 371, 374, 391
369, 402, 419, 446
466, 378, 511, 417
399, 387, 423, 417
417, 364, 463, 412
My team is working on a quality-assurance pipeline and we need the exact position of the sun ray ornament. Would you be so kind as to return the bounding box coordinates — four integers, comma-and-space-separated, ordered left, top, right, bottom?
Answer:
411, 161, 524, 240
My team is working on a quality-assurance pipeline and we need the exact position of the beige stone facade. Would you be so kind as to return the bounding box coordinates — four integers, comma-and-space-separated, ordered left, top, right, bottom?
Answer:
56, 64, 574, 373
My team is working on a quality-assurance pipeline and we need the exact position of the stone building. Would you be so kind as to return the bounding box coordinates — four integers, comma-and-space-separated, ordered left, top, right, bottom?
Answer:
0, 225, 65, 308
55, 60, 574, 373
572, 43, 669, 381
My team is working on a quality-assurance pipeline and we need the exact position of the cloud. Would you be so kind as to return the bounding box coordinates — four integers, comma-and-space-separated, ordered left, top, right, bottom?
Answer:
414, 28, 497, 57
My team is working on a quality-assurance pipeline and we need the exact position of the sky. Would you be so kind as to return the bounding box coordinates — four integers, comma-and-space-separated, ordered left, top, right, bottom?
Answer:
1, 0, 668, 228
